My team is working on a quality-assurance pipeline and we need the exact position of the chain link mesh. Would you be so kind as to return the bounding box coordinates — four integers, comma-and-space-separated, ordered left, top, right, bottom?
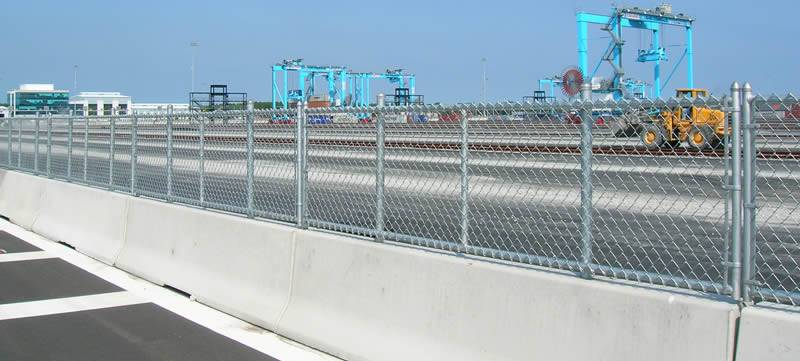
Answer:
1, 95, 798, 304
749, 95, 800, 305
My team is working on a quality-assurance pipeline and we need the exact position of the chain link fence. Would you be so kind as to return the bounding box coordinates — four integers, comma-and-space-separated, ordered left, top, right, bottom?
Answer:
747, 94, 800, 305
0, 87, 797, 305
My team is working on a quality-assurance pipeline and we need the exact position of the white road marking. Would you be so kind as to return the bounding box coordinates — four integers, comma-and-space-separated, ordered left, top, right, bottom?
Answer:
0, 291, 145, 321
0, 251, 54, 263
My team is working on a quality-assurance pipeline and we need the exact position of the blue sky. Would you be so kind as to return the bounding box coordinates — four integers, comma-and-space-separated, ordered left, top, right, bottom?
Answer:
2, 0, 797, 103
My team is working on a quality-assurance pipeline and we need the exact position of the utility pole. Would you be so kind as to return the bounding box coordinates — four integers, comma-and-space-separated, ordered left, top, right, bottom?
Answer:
73, 65, 78, 92
190, 41, 199, 93
481, 57, 487, 103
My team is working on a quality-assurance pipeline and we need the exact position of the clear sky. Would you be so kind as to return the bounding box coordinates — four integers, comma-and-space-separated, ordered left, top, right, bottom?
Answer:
2, 0, 797, 103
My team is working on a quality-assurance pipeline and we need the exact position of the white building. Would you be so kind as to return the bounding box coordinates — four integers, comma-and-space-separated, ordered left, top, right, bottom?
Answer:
0, 106, 8, 118
7, 84, 70, 116
131, 103, 190, 114
69, 92, 132, 115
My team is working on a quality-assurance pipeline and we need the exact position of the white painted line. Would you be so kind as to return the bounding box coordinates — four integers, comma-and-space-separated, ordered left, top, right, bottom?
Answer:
0, 251, 54, 263
0, 291, 145, 321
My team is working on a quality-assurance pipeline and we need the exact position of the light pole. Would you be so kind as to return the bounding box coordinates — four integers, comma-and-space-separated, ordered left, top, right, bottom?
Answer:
73, 65, 78, 92
190, 42, 199, 93
481, 57, 487, 103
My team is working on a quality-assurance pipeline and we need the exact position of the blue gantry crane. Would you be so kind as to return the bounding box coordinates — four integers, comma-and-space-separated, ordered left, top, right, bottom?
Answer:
271, 60, 420, 108
576, 3, 694, 99
348, 69, 417, 107
535, 4, 695, 100
271, 59, 348, 109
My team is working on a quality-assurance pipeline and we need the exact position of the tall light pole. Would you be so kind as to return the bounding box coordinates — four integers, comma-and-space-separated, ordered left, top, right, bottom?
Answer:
190, 41, 199, 93
481, 57, 487, 103
73, 65, 78, 93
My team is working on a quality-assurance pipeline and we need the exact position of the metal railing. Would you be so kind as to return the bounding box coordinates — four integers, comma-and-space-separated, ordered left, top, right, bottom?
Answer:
0, 84, 798, 306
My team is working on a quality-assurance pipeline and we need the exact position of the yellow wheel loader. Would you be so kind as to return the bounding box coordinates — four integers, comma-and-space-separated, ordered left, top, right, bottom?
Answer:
640, 89, 728, 150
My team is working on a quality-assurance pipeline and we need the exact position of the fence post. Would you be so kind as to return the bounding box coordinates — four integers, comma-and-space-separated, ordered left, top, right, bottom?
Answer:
83, 109, 88, 182
375, 110, 385, 242
17, 117, 22, 168
166, 105, 174, 202
579, 83, 594, 278
130, 112, 138, 195
109, 109, 116, 189
460, 109, 470, 247
741, 82, 756, 303
295, 101, 307, 228
729, 81, 743, 301
199, 112, 205, 204
34, 115, 40, 175
246, 106, 255, 218
46, 115, 52, 178
6, 117, 11, 167
67, 111, 73, 180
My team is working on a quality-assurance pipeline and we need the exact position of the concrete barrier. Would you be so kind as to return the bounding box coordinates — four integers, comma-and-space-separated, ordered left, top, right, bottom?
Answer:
0, 169, 746, 361
0, 170, 127, 264
0, 170, 46, 229
32, 179, 129, 265
736, 303, 800, 361
277, 229, 739, 361
115, 197, 294, 331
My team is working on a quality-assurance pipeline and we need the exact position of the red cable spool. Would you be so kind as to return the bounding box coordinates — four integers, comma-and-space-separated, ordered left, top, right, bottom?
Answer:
561, 68, 584, 97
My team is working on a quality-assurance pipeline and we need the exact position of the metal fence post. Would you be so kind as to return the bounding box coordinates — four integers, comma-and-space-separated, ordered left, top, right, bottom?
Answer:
130, 112, 138, 195
375, 111, 385, 242
34, 115, 40, 174
67, 111, 73, 180
109, 110, 116, 189
17, 117, 22, 168
579, 83, 594, 278
199, 113, 205, 204
46, 115, 52, 178
83, 111, 88, 182
729, 81, 743, 301
460, 109, 470, 247
166, 105, 174, 201
741, 82, 756, 303
246, 107, 255, 218
6, 117, 11, 167
295, 101, 307, 228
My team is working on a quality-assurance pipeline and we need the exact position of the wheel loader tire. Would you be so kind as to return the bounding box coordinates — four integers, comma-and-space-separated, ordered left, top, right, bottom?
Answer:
688, 125, 715, 150
641, 124, 665, 149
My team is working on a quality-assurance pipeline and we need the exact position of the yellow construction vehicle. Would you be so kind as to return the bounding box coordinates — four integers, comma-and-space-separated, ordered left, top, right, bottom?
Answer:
640, 88, 727, 150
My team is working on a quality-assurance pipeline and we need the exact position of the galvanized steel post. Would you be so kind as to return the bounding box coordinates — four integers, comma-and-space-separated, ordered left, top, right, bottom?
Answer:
375, 111, 385, 242
34, 116, 40, 174
198, 112, 205, 204
460, 109, 470, 247
17, 117, 22, 168
83, 110, 88, 182
6, 117, 12, 167
130, 112, 138, 195
246, 105, 255, 218
729, 82, 743, 301
741, 82, 755, 303
579, 83, 594, 278
166, 105, 174, 201
67, 111, 73, 180
109, 110, 116, 188
46, 115, 52, 178
295, 101, 307, 228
